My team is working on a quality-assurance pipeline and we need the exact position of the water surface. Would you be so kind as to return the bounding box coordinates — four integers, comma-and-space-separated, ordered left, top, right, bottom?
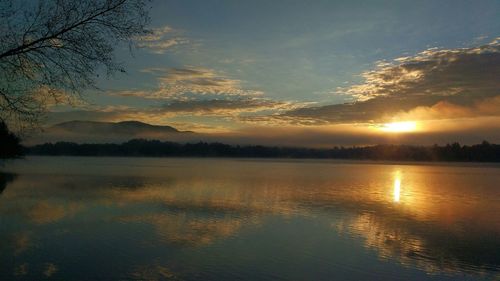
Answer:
1, 157, 499, 280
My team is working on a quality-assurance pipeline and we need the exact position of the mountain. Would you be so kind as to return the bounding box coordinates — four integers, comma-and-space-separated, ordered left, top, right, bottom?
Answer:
52, 120, 187, 135
27, 120, 195, 144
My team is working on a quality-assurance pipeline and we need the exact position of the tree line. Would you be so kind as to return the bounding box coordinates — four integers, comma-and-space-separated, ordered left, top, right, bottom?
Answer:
26, 139, 500, 162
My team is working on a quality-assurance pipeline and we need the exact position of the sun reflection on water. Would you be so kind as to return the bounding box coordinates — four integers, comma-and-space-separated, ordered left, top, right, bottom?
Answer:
394, 171, 401, 203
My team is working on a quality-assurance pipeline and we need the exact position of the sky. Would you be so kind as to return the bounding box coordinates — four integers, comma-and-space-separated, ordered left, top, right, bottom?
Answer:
47, 0, 500, 146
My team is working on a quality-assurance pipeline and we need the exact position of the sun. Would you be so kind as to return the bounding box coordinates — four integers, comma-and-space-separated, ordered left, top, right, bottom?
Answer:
381, 121, 417, 133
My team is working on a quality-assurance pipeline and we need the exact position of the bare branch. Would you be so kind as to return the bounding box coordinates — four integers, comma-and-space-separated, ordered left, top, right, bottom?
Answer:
0, 0, 150, 131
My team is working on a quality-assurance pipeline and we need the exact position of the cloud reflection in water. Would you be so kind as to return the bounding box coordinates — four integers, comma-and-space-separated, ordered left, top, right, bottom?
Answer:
0, 158, 499, 280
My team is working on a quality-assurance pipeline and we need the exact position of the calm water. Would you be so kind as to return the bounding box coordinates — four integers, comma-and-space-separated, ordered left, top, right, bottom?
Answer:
1, 157, 499, 281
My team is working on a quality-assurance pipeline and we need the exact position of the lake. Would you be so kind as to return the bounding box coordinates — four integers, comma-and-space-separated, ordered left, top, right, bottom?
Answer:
1, 157, 499, 280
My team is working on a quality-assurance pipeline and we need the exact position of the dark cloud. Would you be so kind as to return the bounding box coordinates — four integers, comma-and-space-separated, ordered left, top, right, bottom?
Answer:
271, 39, 500, 124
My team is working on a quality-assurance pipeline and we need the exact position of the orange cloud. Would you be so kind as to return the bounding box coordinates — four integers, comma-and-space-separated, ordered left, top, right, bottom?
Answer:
391, 96, 500, 121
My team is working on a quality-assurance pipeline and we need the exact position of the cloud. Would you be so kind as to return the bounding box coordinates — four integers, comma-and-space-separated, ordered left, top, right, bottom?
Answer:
49, 63, 308, 134
271, 39, 500, 125
345, 39, 500, 101
113, 67, 264, 99
157, 67, 264, 97
139, 38, 188, 54
138, 26, 174, 41
99, 66, 298, 127
159, 98, 298, 115
135, 25, 188, 54
42, 40, 500, 144
45, 98, 302, 130
392, 96, 500, 121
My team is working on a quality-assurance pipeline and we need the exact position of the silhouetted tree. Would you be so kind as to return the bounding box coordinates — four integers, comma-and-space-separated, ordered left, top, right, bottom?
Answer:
0, 172, 17, 194
0, 121, 23, 159
0, 0, 150, 130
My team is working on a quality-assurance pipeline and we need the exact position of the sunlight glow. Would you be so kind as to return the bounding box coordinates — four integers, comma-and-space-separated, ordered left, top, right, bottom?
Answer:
381, 121, 417, 133
393, 173, 401, 203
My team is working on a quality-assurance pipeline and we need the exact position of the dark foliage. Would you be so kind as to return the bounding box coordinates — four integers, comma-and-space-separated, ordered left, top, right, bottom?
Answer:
27, 139, 500, 162
0, 172, 17, 194
0, 121, 23, 159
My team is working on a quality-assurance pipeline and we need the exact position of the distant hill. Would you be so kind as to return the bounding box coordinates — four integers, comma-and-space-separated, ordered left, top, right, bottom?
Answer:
51, 120, 188, 135
27, 120, 194, 144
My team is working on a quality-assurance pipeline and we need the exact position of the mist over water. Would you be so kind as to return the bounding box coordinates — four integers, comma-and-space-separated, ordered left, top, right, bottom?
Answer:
1, 157, 499, 280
